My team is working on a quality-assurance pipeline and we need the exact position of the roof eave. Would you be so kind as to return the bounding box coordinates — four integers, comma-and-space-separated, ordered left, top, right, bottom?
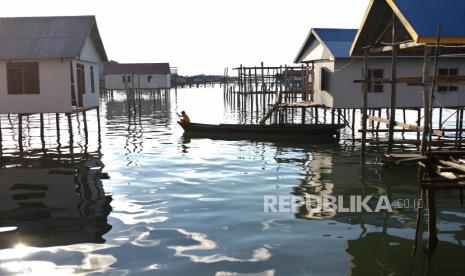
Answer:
350, 0, 376, 56
294, 28, 318, 63
385, 0, 420, 43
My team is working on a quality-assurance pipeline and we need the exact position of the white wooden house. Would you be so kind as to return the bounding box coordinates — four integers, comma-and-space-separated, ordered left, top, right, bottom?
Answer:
294, 28, 465, 109
103, 63, 171, 90
0, 16, 108, 114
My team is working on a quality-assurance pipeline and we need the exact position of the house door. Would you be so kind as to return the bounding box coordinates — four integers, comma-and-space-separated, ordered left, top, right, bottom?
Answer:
76, 63, 85, 108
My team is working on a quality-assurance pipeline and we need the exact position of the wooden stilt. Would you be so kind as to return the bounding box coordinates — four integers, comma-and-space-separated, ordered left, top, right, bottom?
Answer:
413, 166, 424, 254
421, 47, 432, 154
361, 50, 369, 161
301, 107, 306, 124
97, 107, 101, 139
0, 114, 3, 147
55, 113, 61, 149
67, 113, 73, 153
388, 40, 398, 153
417, 108, 421, 143
460, 107, 463, 149
439, 107, 443, 128
82, 110, 88, 145
40, 113, 45, 152
427, 188, 438, 251
18, 114, 23, 155
352, 109, 356, 136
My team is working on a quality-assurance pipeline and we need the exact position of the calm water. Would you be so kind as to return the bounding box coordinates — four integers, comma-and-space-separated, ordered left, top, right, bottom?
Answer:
0, 88, 464, 275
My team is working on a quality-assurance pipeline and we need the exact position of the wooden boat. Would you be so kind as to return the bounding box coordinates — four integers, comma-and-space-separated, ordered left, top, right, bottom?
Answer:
177, 122, 344, 139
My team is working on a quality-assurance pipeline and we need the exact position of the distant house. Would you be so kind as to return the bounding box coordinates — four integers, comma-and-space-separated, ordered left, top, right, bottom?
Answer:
103, 63, 171, 90
0, 16, 108, 114
294, 28, 465, 109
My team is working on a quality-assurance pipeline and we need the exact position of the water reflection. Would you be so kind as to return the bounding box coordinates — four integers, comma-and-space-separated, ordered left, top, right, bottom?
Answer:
0, 88, 464, 275
0, 152, 112, 249
347, 231, 465, 275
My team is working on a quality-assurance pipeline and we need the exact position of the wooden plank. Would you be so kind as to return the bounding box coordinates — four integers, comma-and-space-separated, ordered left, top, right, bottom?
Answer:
369, 139, 465, 145
368, 41, 424, 54
259, 91, 282, 125
367, 115, 444, 136
361, 50, 369, 160
353, 75, 465, 84
438, 160, 465, 174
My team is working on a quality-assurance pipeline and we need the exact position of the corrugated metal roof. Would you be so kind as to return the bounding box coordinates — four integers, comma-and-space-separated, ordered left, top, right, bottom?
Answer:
391, 0, 465, 42
294, 28, 357, 62
0, 16, 108, 61
103, 63, 171, 75
314, 28, 358, 58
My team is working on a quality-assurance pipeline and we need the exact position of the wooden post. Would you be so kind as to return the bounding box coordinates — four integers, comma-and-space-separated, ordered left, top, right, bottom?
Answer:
420, 47, 432, 154
427, 188, 438, 251
438, 107, 443, 128
361, 50, 369, 161
417, 108, 421, 142
388, 42, 398, 153
239, 65, 243, 93
315, 107, 319, 124
82, 110, 88, 144
302, 107, 306, 124
352, 109, 356, 136
311, 61, 315, 102
0, 114, 2, 147
55, 113, 60, 146
67, 113, 73, 151
97, 107, 101, 139
18, 114, 23, 154
460, 107, 464, 149
40, 113, 45, 152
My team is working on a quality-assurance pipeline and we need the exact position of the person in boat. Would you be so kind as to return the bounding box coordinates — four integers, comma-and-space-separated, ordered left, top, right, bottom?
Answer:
177, 111, 190, 124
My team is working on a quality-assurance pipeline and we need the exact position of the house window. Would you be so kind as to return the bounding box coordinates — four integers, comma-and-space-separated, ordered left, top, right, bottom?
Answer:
147, 75, 153, 82
122, 75, 131, 83
320, 67, 330, 91
90, 66, 95, 93
438, 68, 458, 92
368, 69, 384, 93
7, 62, 40, 94
76, 63, 85, 94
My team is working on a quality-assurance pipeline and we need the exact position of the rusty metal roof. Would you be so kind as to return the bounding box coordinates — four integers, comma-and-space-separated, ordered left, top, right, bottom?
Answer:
0, 15, 108, 61
103, 63, 171, 75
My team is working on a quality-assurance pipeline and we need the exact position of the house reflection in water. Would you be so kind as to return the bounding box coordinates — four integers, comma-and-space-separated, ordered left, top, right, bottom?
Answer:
346, 231, 465, 275
0, 153, 112, 248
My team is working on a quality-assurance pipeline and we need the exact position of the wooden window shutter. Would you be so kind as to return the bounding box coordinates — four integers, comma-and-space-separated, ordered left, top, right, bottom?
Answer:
7, 62, 40, 94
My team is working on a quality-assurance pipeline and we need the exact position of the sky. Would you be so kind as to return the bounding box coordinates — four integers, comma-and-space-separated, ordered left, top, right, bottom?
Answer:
1, 0, 369, 75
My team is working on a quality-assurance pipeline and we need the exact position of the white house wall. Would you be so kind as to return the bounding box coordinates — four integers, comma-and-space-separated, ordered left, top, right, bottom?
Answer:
311, 60, 335, 107
70, 59, 100, 109
312, 58, 465, 109
80, 36, 104, 77
104, 74, 171, 90
299, 40, 333, 62
0, 59, 72, 114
